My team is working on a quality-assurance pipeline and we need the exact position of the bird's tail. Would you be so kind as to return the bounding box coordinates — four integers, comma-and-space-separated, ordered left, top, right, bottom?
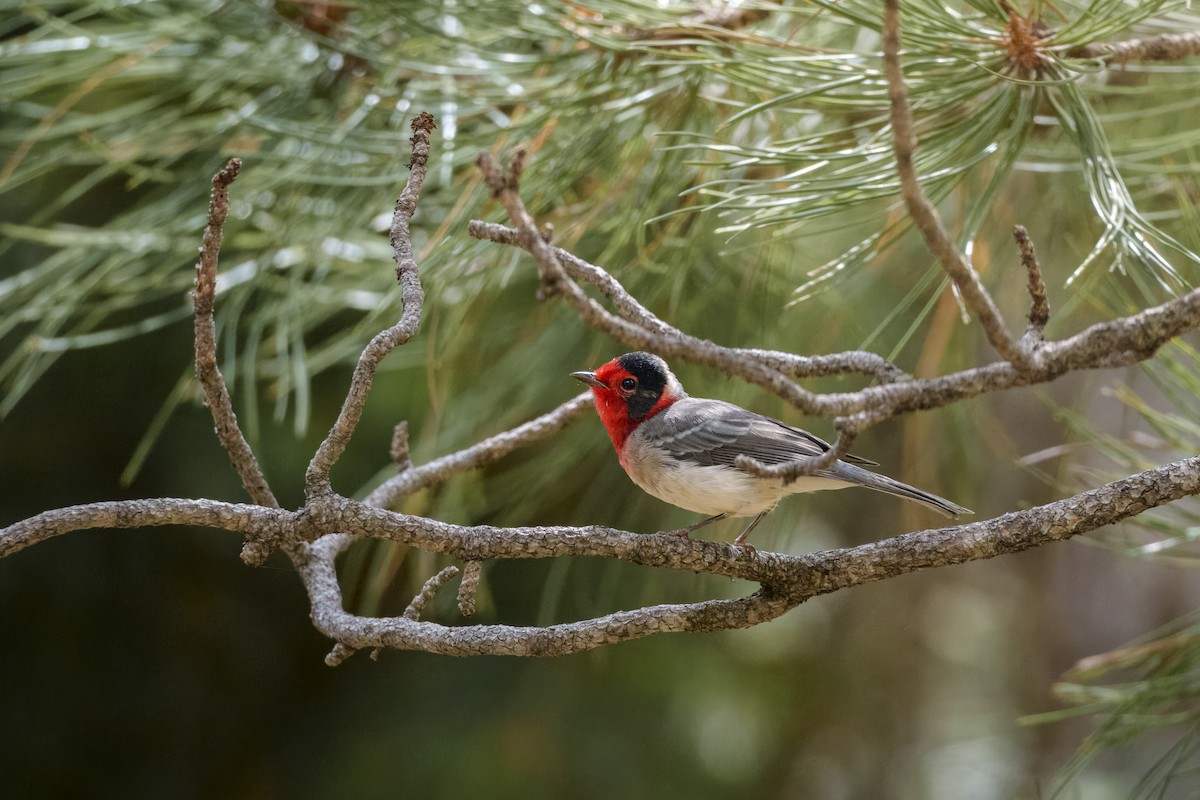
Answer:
828, 462, 972, 519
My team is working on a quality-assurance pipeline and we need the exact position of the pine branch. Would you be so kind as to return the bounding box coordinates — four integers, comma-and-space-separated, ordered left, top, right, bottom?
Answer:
470, 179, 1200, 427
304, 112, 436, 497
191, 157, 279, 566
364, 392, 595, 510
3, 101, 1200, 661
3, 458, 1196, 655
467, 221, 908, 384
883, 0, 1028, 369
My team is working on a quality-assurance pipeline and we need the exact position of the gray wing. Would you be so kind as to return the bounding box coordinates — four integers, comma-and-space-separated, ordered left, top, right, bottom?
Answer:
641, 398, 877, 468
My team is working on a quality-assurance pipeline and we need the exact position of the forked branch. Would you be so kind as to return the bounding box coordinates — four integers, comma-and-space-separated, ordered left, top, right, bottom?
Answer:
4, 458, 1196, 655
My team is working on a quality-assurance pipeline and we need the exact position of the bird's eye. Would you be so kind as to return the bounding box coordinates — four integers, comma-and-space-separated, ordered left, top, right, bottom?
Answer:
620, 377, 637, 391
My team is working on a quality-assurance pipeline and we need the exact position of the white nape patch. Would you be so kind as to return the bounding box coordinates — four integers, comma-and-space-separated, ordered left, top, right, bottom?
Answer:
663, 367, 688, 400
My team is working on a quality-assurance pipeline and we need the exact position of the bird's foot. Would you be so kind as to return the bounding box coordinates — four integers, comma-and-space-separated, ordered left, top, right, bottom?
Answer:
662, 528, 691, 539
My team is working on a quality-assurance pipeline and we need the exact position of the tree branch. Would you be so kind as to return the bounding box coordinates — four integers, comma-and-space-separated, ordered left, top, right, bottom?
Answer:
471, 161, 892, 420
1014, 224, 1050, 343
403, 565, 461, 621
458, 560, 482, 617
467, 220, 907, 384
4, 95, 1199, 663
883, 0, 1028, 368
8, 456, 1191, 656
472, 191, 1200, 425
735, 428, 859, 485
390, 420, 411, 471
0, 498, 299, 559
304, 111, 436, 497
363, 392, 595, 510
192, 158, 278, 512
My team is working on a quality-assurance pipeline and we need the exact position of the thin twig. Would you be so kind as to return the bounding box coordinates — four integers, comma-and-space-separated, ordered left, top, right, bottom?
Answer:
468, 220, 907, 383
390, 421, 411, 471
325, 643, 356, 667
403, 566, 461, 621
305, 112, 436, 496
192, 158, 280, 564
476, 151, 571, 297
882, 0, 1028, 369
364, 393, 594, 510
735, 428, 859, 484
1014, 225, 1050, 343
473, 155, 856, 419
815, 284, 1200, 430
468, 219, 673, 334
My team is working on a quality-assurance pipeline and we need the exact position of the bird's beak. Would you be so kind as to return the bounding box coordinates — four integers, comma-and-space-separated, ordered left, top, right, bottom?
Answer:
570, 370, 606, 389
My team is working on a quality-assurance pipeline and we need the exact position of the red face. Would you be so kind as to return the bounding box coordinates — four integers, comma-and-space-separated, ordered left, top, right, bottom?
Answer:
585, 358, 676, 453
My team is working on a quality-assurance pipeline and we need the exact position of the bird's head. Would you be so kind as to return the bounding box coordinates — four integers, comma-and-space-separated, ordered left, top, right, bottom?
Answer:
571, 352, 686, 449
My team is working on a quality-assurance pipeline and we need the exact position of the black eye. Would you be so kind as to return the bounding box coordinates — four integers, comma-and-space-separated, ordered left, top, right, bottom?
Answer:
620, 377, 637, 391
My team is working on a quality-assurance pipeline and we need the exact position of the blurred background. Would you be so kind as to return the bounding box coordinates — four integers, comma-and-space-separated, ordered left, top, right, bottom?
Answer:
2, 2, 1198, 798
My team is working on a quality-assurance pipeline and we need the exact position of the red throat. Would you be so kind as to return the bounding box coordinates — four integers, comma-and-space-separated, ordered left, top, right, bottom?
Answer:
588, 361, 677, 456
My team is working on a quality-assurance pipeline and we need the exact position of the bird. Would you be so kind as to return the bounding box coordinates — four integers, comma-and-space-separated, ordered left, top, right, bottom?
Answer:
570, 351, 971, 546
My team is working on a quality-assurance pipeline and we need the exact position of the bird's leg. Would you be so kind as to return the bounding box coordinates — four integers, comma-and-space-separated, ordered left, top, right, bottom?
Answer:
664, 513, 726, 539
732, 511, 770, 548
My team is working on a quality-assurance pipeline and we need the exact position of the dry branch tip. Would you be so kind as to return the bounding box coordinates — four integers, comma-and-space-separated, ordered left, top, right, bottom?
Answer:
240, 539, 271, 567
458, 560, 482, 618
508, 145, 529, 182
408, 111, 437, 168
391, 421, 411, 472
1014, 225, 1050, 344
192, 155, 280, 512
403, 565, 462, 621
325, 642, 357, 667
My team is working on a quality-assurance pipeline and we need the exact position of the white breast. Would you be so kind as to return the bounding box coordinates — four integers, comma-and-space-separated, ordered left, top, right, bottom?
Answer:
620, 434, 852, 518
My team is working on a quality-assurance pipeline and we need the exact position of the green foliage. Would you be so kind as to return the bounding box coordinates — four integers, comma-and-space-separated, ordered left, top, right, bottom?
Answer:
1045, 309, 1199, 561
639, 0, 1200, 299
1023, 611, 1200, 799
1024, 269, 1200, 796
3, 1, 1198, 434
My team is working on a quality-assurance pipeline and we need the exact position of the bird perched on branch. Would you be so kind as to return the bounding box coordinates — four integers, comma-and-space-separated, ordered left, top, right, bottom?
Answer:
571, 352, 970, 546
